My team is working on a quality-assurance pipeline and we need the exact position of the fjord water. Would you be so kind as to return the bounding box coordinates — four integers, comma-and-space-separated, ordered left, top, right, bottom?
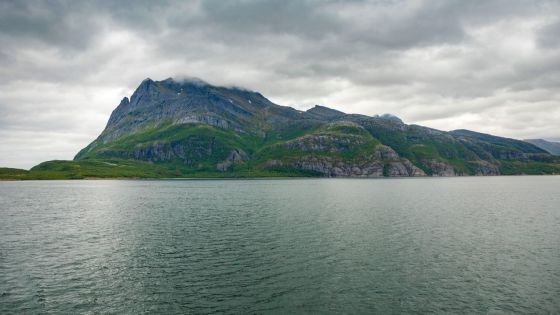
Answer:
1, 178, 559, 314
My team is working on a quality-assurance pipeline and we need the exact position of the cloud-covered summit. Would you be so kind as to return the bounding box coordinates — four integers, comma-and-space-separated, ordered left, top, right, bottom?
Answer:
1, 0, 560, 168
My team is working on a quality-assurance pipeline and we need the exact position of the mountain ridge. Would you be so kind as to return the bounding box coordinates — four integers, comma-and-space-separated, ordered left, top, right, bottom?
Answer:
524, 139, 560, 155
3, 77, 560, 179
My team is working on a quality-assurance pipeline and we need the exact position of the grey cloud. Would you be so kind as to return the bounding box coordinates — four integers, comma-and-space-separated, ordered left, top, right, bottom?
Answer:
537, 19, 560, 49
199, 0, 339, 39
0, 1, 103, 50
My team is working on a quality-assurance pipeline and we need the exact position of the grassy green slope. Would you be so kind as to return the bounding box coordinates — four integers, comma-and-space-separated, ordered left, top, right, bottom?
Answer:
78, 124, 259, 168
499, 160, 560, 175
357, 121, 480, 174
25, 123, 328, 179
1, 160, 176, 180
22, 159, 315, 179
255, 123, 380, 163
28, 159, 179, 179
0, 167, 30, 180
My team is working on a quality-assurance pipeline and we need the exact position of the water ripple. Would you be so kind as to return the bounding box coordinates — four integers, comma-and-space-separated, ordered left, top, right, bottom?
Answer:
1, 177, 560, 314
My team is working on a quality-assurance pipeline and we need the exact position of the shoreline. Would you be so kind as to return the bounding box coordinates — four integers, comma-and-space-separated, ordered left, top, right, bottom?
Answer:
2, 174, 559, 181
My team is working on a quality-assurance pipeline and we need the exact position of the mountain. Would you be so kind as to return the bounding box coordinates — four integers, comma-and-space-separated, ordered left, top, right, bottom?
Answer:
4, 77, 560, 179
524, 139, 560, 155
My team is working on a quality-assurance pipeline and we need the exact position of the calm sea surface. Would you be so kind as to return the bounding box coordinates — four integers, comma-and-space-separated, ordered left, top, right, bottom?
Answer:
1, 177, 559, 314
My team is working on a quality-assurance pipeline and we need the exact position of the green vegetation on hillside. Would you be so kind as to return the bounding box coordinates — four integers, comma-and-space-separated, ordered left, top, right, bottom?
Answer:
0, 159, 323, 180
0, 168, 30, 180
499, 160, 560, 175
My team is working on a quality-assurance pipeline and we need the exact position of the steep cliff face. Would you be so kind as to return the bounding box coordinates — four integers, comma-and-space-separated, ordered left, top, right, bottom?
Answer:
73, 77, 560, 177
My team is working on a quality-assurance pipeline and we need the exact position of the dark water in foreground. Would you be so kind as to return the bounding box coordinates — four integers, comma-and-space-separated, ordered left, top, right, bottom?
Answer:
1, 177, 559, 314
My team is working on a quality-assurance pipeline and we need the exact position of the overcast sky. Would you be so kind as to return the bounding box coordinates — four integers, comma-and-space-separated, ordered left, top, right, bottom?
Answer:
1, 0, 560, 169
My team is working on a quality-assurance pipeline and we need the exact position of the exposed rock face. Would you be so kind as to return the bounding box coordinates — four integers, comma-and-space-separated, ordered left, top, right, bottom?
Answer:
287, 156, 382, 177
386, 162, 410, 176
422, 160, 456, 176
264, 145, 426, 177
373, 145, 399, 160
176, 115, 233, 131
216, 149, 249, 171
74, 77, 560, 177
282, 157, 426, 177
285, 134, 366, 153
96, 137, 218, 165
472, 161, 500, 175
402, 160, 427, 176
374, 146, 426, 176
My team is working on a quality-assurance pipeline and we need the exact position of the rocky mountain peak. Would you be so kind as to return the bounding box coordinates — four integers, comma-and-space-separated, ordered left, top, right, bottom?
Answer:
118, 96, 129, 106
